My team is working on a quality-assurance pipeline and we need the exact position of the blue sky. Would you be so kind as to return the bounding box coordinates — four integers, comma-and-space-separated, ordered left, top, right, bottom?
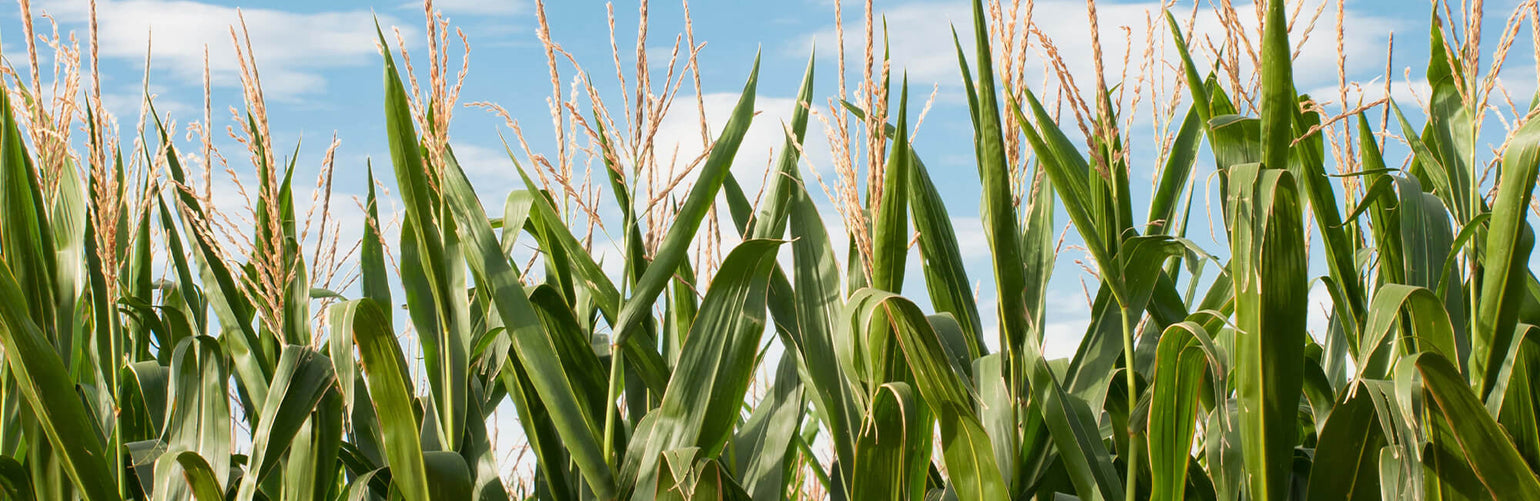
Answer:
2, 0, 1535, 357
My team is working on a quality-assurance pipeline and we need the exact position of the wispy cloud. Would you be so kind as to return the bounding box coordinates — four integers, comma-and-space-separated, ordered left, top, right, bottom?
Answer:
796, 0, 1399, 92
646, 91, 833, 194
421, 0, 523, 16
37, 0, 415, 99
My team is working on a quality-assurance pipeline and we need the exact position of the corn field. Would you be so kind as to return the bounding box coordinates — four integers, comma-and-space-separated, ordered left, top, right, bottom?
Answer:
0, 0, 1537, 499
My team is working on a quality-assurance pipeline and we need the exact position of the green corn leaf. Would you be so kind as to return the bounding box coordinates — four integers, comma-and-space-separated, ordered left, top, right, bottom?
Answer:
612, 55, 761, 346
973, 354, 1016, 491
965, 0, 1032, 370
593, 116, 652, 295
234, 345, 337, 500
281, 389, 342, 501
1352, 284, 1460, 382
1290, 96, 1365, 332
785, 165, 860, 487
51, 148, 86, 352
0, 456, 36, 500
1029, 354, 1125, 501
621, 239, 781, 499
423, 451, 474, 500
1486, 324, 1537, 420
849, 289, 1010, 499
1209, 115, 1263, 179
870, 78, 910, 294
831, 100, 985, 356
0, 78, 57, 342
329, 307, 362, 445
1474, 110, 1540, 398
164, 337, 232, 490
1163, 12, 1212, 123
1060, 236, 1193, 415
377, 26, 468, 449
909, 153, 986, 357
851, 382, 926, 501
1436, 213, 1492, 301
1228, 163, 1308, 501
1148, 104, 1205, 236
1338, 175, 1394, 227
506, 170, 619, 318
1304, 386, 1385, 500
1387, 100, 1457, 204
690, 459, 754, 501
154, 198, 205, 334
151, 450, 225, 501
463, 383, 512, 501
507, 161, 669, 393
1419, 15, 1477, 223
435, 149, 615, 496
489, 286, 603, 496
716, 62, 816, 464
125, 361, 169, 440
154, 116, 271, 409
1148, 322, 1215, 501
339, 298, 430, 501
496, 346, 576, 501
1417, 352, 1540, 497
1392, 175, 1466, 350
745, 49, 816, 242
526, 285, 611, 421
360, 164, 392, 318
730, 355, 805, 501
339, 467, 387, 501
1495, 337, 1540, 469
1355, 117, 1405, 291
1203, 404, 1245, 501
0, 265, 117, 501
1258, 0, 1294, 173
497, 190, 533, 257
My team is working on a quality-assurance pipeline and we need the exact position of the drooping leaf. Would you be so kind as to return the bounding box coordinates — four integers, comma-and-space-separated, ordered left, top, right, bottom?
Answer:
1417, 352, 1540, 498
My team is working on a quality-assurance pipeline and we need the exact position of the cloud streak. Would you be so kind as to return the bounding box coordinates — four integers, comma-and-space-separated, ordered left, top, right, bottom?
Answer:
38, 0, 414, 99
796, 0, 1399, 97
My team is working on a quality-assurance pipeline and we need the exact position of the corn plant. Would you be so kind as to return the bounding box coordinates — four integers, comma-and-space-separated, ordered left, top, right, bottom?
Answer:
0, 0, 1538, 499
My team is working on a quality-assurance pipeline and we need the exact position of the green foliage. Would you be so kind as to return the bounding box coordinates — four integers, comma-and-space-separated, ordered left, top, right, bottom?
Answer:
0, 0, 1537, 499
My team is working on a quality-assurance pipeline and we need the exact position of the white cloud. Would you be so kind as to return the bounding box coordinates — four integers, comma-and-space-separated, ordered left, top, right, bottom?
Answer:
1042, 318, 1091, 360
1321, 68, 1537, 122
450, 142, 521, 193
974, 287, 1092, 361
646, 92, 833, 196
798, 2, 970, 85
798, 0, 1398, 97
949, 216, 989, 259
423, 0, 523, 16
101, 84, 193, 124
37, 0, 413, 99
1309, 78, 1433, 111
